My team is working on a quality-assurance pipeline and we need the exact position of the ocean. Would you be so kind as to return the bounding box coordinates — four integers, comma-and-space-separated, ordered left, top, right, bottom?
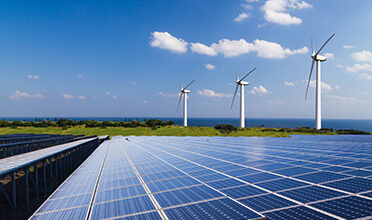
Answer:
2, 117, 372, 132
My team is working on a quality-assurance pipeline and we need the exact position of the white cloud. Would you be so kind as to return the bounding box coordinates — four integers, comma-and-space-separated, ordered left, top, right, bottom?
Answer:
351, 50, 372, 63
336, 64, 344, 68
150, 31, 188, 53
142, 100, 148, 104
309, 80, 332, 91
261, 0, 312, 26
159, 92, 178, 98
328, 95, 366, 104
323, 53, 334, 59
253, 39, 308, 59
284, 81, 295, 86
77, 74, 84, 79
234, 13, 251, 22
227, 83, 234, 86
131, 81, 136, 85
335, 85, 340, 89
27, 75, 39, 79
153, 32, 308, 59
190, 43, 217, 56
62, 94, 74, 99
211, 39, 255, 57
9, 91, 43, 100
346, 63, 372, 73
105, 91, 111, 95
78, 96, 86, 100
205, 64, 216, 70
197, 89, 232, 98
343, 45, 354, 49
93, 96, 99, 99
362, 91, 368, 95
248, 85, 269, 95
357, 73, 372, 80
112, 95, 118, 99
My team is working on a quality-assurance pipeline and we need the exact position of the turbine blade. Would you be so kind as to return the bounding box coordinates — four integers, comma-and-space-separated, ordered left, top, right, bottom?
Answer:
235, 70, 239, 81
184, 79, 196, 90
311, 37, 314, 54
315, 33, 335, 56
180, 82, 183, 90
230, 85, 239, 109
305, 60, 315, 100
240, 67, 257, 82
177, 93, 183, 112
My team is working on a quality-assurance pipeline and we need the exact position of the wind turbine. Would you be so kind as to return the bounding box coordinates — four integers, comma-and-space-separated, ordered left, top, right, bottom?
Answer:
231, 68, 256, 128
177, 79, 196, 127
305, 33, 335, 130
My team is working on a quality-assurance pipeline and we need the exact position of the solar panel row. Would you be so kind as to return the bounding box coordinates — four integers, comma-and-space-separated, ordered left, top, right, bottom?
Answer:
31, 135, 372, 220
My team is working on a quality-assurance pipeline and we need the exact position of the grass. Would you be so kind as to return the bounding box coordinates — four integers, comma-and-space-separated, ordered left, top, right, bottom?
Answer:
0, 125, 342, 138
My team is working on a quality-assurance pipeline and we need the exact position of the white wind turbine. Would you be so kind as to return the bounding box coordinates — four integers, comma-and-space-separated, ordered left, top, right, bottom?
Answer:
177, 79, 196, 127
305, 33, 335, 130
231, 68, 256, 128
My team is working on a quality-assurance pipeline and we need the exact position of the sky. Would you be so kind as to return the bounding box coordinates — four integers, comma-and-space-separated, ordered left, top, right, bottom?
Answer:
0, 0, 371, 119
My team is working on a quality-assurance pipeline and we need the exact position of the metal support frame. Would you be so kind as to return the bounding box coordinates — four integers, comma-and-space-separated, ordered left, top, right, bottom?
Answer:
0, 138, 99, 216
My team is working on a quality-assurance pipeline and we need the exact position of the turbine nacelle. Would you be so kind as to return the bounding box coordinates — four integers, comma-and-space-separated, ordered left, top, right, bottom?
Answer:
181, 89, 191, 93
311, 54, 327, 62
237, 81, 250, 86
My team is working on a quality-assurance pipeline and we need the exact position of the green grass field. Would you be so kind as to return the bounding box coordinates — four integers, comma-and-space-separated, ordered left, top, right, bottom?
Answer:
0, 125, 338, 138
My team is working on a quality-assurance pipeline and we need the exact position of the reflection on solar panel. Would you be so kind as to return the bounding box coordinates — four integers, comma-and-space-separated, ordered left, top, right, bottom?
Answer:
31, 135, 372, 220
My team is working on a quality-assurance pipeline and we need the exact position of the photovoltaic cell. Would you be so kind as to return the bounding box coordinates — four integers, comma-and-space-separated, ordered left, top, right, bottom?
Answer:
255, 178, 309, 192
164, 198, 262, 220
278, 186, 346, 203
221, 185, 266, 199
264, 206, 338, 220
115, 211, 162, 220
311, 196, 372, 219
238, 194, 296, 212
322, 177, 372, 193
295, 171, 349, 183
154, 185, 224, 207
91, 195, 156, 219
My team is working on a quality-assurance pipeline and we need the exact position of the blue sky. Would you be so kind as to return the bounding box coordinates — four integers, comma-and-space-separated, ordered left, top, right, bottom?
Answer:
1, 0, 371, 119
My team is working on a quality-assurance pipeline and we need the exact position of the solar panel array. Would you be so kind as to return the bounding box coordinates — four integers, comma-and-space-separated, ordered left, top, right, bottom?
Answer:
31, 135, 372, 220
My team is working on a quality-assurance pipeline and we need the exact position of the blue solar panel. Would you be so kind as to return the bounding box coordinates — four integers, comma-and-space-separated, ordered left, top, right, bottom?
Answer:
146, 176, 200, 193
256, 178, 309, 192
238, 194, 296, 212
221, 185, 266, 199
91, 195, 156, 219
206, 178, 245, 190
311, 196, 372, 219
274, 167, 317, 176
254, 163, 293, 171
154, 185, 224, 207
239, 172, 282, 183
30, 135, 372, 220
279, 186, 346, 203
30, 206, 89, 220
164, 198, 263, 219
295, 171, 349, 183
97, 177, 141, 191
95, 185, 147, 203
118, 211, 162, 220
195, 173, 229, 182
37, 194, 92, 213
322, 177, 372, 193
264, 206, 338, 220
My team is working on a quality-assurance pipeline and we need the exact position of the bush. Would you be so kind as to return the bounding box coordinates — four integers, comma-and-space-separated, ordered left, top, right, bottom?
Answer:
214, 124, 237, 134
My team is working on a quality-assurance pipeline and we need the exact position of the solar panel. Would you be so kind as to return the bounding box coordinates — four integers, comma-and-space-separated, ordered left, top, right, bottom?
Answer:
30, 135, 372, 220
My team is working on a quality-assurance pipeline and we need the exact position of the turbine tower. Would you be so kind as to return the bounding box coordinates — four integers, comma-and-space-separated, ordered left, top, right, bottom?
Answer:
231, 68, 256, 128
305, 33, 335, 130
177, 79, 196, 127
